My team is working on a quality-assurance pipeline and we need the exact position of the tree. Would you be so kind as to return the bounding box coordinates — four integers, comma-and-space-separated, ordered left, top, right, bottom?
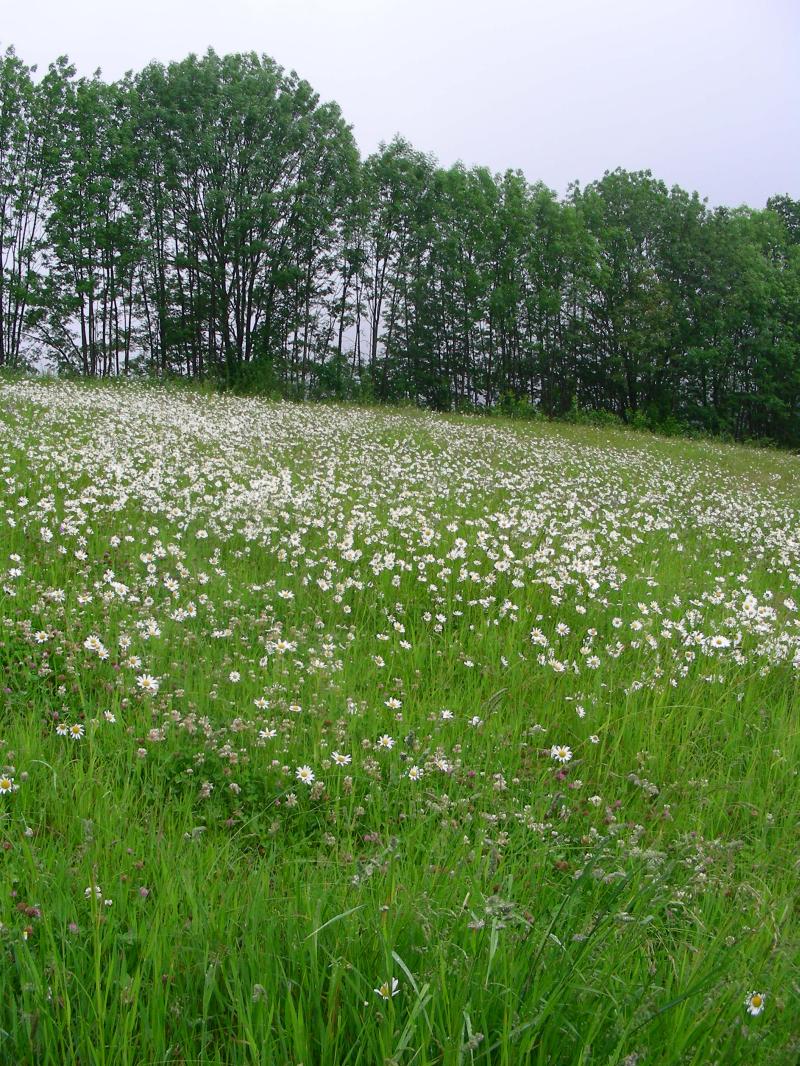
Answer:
0, 48, 66, 366
131, 50, 357, 387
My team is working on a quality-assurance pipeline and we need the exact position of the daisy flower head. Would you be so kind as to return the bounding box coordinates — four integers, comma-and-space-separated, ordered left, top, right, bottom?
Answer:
69, 723, 85, 740
407, 765, 423, 781
331, 751, 351, 766
136, 674, 160, 695
377, 734, 395, 750
0, 775, 17, 794
56, 722, 69, 736
295, 765, 315, 785
745, 991, 766, 1016
374, 977, 400, 1000
550, 744, 573, 764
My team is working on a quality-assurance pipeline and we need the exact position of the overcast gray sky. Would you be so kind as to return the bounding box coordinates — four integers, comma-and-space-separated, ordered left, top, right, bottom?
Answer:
3, 0, 798, 207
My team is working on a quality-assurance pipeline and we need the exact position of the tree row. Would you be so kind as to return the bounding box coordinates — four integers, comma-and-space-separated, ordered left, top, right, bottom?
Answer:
2, 46, 799, 441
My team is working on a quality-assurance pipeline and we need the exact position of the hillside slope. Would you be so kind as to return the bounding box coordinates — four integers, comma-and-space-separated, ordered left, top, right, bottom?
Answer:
0, 380, 797, 1064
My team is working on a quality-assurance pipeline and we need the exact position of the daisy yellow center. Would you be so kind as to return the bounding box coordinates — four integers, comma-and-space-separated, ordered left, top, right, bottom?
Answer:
751, 995, 762, 1007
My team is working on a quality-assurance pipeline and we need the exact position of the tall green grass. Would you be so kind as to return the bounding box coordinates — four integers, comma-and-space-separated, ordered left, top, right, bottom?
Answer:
0, 379, 797, 1064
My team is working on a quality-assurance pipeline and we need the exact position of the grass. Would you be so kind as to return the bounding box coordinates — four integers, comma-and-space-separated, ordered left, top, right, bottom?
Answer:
0, 376, 797, 1064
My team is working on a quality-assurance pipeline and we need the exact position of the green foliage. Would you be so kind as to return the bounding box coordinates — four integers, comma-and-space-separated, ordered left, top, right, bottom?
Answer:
1, 380, 798, 1063
1, 46, 800, 443
496, 392, 542, 421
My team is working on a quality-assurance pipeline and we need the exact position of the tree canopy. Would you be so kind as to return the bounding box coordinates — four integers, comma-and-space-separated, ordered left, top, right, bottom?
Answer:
2, 45, 799, 444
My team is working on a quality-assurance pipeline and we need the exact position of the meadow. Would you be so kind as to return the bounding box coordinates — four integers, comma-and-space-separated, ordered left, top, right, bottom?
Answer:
0, 378, 798, 1065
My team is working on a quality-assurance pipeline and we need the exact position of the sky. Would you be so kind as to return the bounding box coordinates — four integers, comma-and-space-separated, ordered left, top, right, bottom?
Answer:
3, 0, 799, 208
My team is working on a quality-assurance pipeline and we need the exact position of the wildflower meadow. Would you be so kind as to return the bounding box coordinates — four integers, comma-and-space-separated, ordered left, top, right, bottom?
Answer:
0, 378, 797, 1064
